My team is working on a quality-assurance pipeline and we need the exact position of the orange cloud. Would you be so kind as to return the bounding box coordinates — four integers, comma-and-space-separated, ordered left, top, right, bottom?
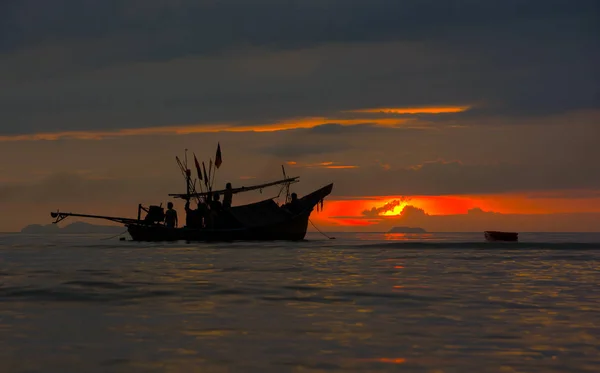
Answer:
0, 122, 235, 141
325, 165, 359, 169
333, 218, 378, 226
286, 161, 359, 169
363, 197, 411, 217
0, 116, 414, 142
1, 102, 475, 142
241, 117, 410, 131
347, 106, 471, 114
364, 358, 407, 364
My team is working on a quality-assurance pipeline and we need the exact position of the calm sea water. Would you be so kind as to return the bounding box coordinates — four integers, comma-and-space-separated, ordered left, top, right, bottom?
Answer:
1, 232, 599, 373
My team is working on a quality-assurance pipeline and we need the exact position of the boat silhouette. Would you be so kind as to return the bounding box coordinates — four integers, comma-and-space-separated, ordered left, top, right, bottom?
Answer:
50, 148, 333, 242
484, 231, 518, 242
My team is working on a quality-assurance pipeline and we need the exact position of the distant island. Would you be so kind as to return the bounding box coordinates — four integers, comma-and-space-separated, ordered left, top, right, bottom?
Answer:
387, 226, 426, 233
21, 222, 124, 234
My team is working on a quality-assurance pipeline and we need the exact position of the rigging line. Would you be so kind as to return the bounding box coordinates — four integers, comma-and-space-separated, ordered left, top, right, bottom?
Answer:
190, 179, 201, 204
100, 229, 129, 241
309, 219, 335, 240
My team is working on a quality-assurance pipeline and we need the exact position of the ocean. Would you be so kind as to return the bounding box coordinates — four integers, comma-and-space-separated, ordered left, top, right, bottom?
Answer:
1, 232, 599, 372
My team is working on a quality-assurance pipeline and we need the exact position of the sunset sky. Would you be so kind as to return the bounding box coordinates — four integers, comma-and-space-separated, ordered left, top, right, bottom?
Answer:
1, 0, 599, 232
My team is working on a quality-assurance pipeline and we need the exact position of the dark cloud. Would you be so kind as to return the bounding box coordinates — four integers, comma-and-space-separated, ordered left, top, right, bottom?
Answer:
1, 118, 598, 197
306, 124, 383, 135
522, 190, 600, 199
258, 142, 351, 158
0, 172, 173, 204
303, 159, 600, 196
3, 0, 597, 57
0, 0, 597, 135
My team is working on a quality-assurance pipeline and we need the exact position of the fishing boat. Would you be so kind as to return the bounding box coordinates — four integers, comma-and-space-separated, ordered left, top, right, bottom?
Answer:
50, 146, 333, 242
484, 231, 518, 242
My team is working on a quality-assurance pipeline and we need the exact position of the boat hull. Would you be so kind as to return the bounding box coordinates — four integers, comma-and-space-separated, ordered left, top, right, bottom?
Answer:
484, 231, 518, 242
127, 209, 312, 242
127, 183, 333, 242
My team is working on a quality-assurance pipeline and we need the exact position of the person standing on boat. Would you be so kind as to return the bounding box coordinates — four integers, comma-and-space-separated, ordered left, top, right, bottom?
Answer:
197, 200, 210, 228
283, 193, 302, 214
184, 201, 202, 228
210, 192, 223, 211
207, 192, 223, 228
223, 182, 233, 209
165, 202, 178, 228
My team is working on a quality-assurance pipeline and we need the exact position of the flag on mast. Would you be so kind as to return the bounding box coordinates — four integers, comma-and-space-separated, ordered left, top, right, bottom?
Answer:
208, 159, 213, 192
215, 143, 222, 168
202, 161, 209, 188
194, 154, 202, 181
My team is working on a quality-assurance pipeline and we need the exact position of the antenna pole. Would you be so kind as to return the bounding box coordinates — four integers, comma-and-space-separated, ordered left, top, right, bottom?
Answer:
211, 164, 218, 192
282, 165, 290, 203
168, 176, 300, 199
185, 169, 191, 201
208, 159, 213, 192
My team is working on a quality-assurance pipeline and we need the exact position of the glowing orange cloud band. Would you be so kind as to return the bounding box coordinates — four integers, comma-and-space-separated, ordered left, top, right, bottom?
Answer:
286, 161, 359, 169
347, 106, 471, 114
0, 105, 470, 141
0, 117, 411, 141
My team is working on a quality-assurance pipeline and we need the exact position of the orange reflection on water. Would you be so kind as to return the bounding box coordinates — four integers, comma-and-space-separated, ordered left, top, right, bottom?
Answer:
378, 358, 407, 364
360, 357, 407, 364
384, 233, 407, 240
383, 233, 434, 241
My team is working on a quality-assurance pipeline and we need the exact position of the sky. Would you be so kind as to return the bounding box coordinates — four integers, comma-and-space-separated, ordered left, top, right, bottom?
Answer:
1, 0, 599, 232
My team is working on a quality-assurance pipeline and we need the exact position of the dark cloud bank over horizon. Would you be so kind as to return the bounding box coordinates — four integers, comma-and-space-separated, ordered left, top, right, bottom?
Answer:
4, 0, 597, 56
1, 0, 598, 134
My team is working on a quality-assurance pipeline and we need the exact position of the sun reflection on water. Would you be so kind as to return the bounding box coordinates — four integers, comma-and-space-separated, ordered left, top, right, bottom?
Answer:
383, 233, 435, 241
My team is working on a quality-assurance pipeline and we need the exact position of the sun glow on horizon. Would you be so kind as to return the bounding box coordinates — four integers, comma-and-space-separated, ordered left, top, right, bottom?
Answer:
379, 200, 411, 216
309, 192, 600, 228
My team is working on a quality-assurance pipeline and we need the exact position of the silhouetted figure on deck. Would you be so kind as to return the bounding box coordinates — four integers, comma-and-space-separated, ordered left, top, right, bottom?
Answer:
197, 201, 209, 228
184, 201, 203, 228
184, 201, 193, 226
210, 193, 222, 212
206, 193, 223, 228
223, 182, 233, 209
283, 193, 302, 214
165, 202, 178, 228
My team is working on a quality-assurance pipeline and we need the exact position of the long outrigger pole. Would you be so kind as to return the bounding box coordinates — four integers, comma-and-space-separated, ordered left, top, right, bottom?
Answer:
168, 176, 300, 200
50, 211, 141, 225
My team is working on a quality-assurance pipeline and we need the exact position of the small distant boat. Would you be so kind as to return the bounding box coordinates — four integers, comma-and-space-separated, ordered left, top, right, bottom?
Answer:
484, 231, 518, 242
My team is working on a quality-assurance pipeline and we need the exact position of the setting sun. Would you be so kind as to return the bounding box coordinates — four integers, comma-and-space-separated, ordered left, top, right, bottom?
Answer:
310, 192, 600, 230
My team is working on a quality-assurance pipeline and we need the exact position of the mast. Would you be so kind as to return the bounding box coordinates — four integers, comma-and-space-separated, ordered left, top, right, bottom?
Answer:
185, 169, 191, 200
168, 176, 300, 199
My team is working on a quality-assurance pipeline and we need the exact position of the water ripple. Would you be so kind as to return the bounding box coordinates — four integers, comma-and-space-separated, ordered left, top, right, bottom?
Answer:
0, 232, 599, 372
